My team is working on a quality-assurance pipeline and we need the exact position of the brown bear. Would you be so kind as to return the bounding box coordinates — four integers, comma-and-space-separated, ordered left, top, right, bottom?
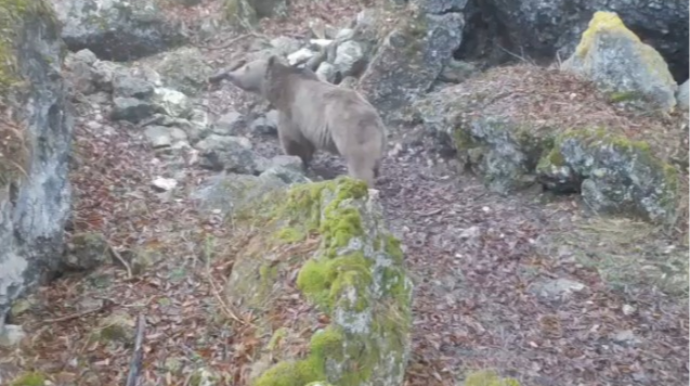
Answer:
210, 57, 319, 95
260, 55, 387, 187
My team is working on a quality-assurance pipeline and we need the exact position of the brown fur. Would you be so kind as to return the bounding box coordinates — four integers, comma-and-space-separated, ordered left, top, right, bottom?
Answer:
221, 58, 319, 95
261, 56, 386, 187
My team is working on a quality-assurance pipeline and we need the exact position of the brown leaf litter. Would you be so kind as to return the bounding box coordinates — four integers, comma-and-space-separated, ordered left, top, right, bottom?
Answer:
1, 1, 688, 386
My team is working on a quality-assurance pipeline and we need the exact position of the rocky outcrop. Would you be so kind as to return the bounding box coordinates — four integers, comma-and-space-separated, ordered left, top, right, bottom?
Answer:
52, 0, 187, 61
561, 11, 678, 113
358, 9, 464, 124
0, 1, 73, 334
194, 176, 413, 386
414, 64, 681, 225
473, 0, 689, 83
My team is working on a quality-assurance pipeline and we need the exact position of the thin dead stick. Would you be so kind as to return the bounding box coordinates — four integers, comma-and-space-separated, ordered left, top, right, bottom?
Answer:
204, 250, 249, 325
109, 244, 133, 279
125, 313, 146, 386
40, 306, 104, 324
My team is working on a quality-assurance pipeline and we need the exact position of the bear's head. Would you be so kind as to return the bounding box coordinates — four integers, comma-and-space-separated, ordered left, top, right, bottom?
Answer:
224, 58, 271, 94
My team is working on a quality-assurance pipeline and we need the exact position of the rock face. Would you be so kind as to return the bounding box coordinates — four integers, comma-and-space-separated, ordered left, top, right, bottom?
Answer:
358, 9, 463, 124
0, 1, 73, 332
414, 65, 680, 224
52, 0, 187, 61
195, 177, 412, 386
147, 47, 213, 97
482, 0, 689, 82
561, 11, 678, 113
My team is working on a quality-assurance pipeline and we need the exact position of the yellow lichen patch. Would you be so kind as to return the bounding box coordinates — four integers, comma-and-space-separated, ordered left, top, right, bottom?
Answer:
570, 10, 676, 105
575, 11, 640, 57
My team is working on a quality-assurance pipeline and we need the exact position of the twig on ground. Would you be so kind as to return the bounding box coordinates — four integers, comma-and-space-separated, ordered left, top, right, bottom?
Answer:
110, 244, 133, 279
125, 313, 146, 386
40, 306, 104, 324
204, 241, 250, 325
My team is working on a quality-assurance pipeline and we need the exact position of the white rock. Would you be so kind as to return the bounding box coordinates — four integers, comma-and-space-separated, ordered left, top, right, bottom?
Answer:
0, 324, 26, 347
152, 177, 178, 192
287, 48, 315, 66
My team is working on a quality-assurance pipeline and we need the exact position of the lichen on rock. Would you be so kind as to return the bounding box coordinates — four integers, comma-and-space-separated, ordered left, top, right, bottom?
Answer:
536, 128, 679, 224
561, 11, 678, 113
208, 176, 412, 386
413, 64, 683, 225
0, 0, 73, 336
357, 6, 463, 124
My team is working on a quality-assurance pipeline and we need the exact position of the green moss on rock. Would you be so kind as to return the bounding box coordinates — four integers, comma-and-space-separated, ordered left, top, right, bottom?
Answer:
10, 372, 45, 386
0, 0, 57, 93
463, 370, 520, 386
230, 177, 411, 386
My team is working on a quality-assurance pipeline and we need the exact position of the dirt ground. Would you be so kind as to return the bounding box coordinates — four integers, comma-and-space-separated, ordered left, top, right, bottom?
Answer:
1, 1, 688, 385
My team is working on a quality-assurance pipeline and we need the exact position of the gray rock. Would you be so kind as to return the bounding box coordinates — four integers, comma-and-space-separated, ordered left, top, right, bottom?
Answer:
677, 80, 689, 111
214, 111, 245, 136
536, 128, 679, 224
612, 330, 641, 347
561, 11, 677, 112
336, 28, 356, 41
151, 88, 193, 119
63, 49, 99, 95
169, 0, 202, 6
315, 62, 338, 83
260, 166, 311, 185
192, 173, 287, 216
358, 11, 464, 124
438, 59, 478, 83
62, 232, 111, 272
111, 97, 161, 123
250, 110, 279, 136
0, 325, 26, 348
1, 2, 73, 332
529, 278, 586, 300
414, 65, 680, 224
267, 155, 304, 171
287, 48, 315, 66
112, 73, 155, 99
148, 47, 214, 97
52, 0, 187, 61
196, 135, 262, 174
143, 126, 189, 148
333, 40, 366, 78
413, 0, 468, 14
339, 76, 359, 89
270, 36, 302, 56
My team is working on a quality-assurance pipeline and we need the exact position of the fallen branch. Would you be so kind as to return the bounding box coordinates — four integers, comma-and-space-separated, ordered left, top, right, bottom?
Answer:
125, 313, 146, 386
40, 306, 104, 324
204, 241, 250, 326
109, 244, 133, 279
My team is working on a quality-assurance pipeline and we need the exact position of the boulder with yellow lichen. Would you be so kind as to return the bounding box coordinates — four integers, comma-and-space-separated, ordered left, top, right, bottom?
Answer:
193, 174, 413, 386
561, 11, 678, 113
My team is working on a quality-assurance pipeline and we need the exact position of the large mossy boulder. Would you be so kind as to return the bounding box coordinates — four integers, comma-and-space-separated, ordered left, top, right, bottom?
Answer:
414, 64, 682, 225
195, 175, 413, 386
561, 11, 678, 113
0, 0, 73, 333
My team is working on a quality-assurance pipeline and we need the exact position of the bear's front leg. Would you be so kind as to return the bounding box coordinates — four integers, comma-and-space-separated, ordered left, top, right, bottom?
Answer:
277, 115, 315, 170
